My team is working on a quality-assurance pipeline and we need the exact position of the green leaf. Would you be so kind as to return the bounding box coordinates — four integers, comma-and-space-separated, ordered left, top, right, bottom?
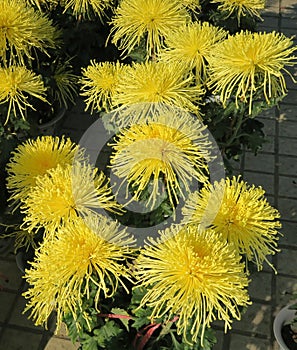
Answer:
111, 308, 131, 331
80, 334, 99, 350
93, 320, 123, 348
131, 286, 147, 307
132, 307, 152, 330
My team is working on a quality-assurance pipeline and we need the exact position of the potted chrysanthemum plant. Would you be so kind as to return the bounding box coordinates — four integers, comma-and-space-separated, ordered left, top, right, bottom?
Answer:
0, 0, 79, 137
274, 294, 297, 350
4, 107, 281, 349
0, 0, 117, 234
0, 0, 78, 218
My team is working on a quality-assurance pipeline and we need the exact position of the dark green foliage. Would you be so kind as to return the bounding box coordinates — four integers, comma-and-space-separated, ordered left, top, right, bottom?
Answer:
63, 282, 217, 350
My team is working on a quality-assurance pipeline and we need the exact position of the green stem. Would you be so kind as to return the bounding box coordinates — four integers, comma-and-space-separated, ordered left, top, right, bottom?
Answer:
225, 112, 246, 147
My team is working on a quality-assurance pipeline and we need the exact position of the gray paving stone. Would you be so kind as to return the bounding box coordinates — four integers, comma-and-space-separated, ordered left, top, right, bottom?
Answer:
279, 119, 297, 138
232, 303, 272, 336
229, 333, 271, 350
242, 171, 275, 195
279, 175, 297, 198
0, 292, 15, 322
244, 152, 274, 173
248, 271, 272, 301
279, 137, 297, 156
278, 198, 297, 221
0, 260, 23, 291
260, 135, 275, 153
277, 248, 297, 276
260, 117, 276, 136
257, 16, 279, 30
277, 103, 297, 121
45, 337, 79, 350
212, 330, 225, 350
281, 88, 297, 104
0, 328, 43, 350
262, 0, 280, 13
275, 275, 297, 305
280, 1, 297, 17
279, 220, 297, 247
8, 296, 43, 330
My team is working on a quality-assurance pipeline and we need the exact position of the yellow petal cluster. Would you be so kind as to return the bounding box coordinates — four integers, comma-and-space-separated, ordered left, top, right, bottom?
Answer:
110, 108, 211, 209
160, 21, 227, 82
112, 61, 204, 114
6, 136, 82, 205
0, 66, 47, 124
61, 0, 113, 19
28, 0, 112, 18
182, 176, 281, 270
0, 0, 58, 65
23, 214, 134, 332
212, 0, 265, 23
80, 61, 126, 113
181, 0, 201, 11
110, 0, 190, 57
25, 0, 59, 11
135, 224, 250, 344
208, 31, 297, 114
21, 162, 123, 234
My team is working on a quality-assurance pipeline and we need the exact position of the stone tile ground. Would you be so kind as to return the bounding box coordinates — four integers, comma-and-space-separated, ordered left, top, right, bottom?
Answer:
1, 0, 297, 348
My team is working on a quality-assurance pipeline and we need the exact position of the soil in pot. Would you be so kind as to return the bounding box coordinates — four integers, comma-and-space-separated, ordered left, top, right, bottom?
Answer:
281, 324, 297, 350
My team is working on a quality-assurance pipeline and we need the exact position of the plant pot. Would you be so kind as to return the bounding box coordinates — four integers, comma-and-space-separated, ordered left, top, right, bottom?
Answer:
37, 107, 67, 135
15, 247, 36, 274
274, 304, 297, 350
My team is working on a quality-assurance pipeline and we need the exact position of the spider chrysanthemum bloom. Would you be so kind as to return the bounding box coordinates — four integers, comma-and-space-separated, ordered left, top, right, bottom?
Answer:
208, 31, 297, 114
21, 161, 123, 234
110, 0, 190, 57
23, 214, 134, 332
80, 61, 126, 113
135, 224, 250, 344
160, 21, 227, 82
6, 136, 82, 205
0, 66, 47, 124
212, 0, 265, 23
112, 61, 204, 114
182, 176, 281, 270
0, 0, 58, 65
25, 0, 59, 11
60, 0, 113, 19
109, 110, 212, 209
181, 0, 200, 12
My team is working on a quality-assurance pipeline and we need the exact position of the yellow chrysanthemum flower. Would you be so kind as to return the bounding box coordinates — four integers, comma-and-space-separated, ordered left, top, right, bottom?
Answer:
181, 0, 200, 11
60, 0, 113, 19
6, 136, 82, 205
208, 31, 297, 114
80, 61, 126, 113
110, 0, 190, 57
212, 0, 265, 23
25, 0, 58, 11
135, 224, 250, 344
23, 214, 134, 332
112, 61, 204, 114
21, 162, 123, 234
182, 176, 281, 270
109, 109, 211, 209
0, 66, 47, 124
0, 0, 58, 65
160, 21, 227, 82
